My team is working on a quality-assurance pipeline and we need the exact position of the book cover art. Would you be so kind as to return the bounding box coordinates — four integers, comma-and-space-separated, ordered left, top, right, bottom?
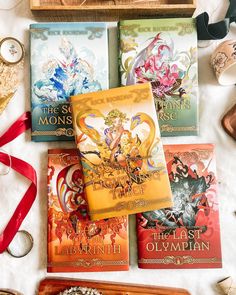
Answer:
71, 83, 173, 221
119, 18, 198, 136
137, 144, 222, 269
30, 22, 108, 141
47, 149, 129, 272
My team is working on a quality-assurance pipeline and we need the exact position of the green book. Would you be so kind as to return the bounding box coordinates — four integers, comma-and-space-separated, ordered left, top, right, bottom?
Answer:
119, 18, 198, 137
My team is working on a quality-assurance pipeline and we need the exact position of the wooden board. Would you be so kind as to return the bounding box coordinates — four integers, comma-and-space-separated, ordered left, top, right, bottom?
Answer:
38, 278, 191, 295
30, 0, 196, 19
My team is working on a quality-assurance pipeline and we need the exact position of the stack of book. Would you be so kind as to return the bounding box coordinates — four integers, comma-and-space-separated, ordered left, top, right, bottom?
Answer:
30, 19, 222, 272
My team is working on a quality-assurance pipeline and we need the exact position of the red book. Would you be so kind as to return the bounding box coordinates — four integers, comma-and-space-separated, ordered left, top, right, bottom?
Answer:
47, 149, 129, 272
137, 144, 222, 269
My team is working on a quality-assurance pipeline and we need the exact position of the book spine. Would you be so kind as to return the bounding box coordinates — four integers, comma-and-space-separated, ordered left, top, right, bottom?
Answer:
117, 20, 122, 87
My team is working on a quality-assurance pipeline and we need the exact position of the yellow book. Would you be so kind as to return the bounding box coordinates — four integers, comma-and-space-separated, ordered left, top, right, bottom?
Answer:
71, 83, 172, 220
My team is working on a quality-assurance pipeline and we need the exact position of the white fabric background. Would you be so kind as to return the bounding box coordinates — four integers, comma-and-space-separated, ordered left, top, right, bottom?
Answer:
0, 0, 236, 294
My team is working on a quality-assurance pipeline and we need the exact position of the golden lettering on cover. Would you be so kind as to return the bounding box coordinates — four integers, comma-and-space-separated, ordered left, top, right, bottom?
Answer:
137, 144, 222, 269
71, 83, 173, 220
47, 149, 129, 272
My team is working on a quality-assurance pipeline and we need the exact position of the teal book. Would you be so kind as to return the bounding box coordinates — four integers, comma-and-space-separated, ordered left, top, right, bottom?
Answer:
119, 18, 198, 137
30, 22, 109, 142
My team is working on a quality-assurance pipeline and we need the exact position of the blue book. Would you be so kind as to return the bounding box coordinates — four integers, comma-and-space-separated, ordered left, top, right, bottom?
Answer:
30, 22, 109, 142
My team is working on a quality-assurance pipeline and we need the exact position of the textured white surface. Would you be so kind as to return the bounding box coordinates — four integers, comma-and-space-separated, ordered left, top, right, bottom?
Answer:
0, 0, 236, 294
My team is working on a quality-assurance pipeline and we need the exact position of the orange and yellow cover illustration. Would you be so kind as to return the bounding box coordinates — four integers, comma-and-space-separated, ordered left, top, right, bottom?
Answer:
47, 149, 129, 272
71, 83, 173, 220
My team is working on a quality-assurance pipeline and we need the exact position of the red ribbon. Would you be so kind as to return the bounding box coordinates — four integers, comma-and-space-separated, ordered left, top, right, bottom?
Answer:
0, 112, 37, 253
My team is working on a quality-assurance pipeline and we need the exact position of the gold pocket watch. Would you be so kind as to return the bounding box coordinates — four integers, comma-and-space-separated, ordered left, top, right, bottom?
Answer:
0, 37, 24, 64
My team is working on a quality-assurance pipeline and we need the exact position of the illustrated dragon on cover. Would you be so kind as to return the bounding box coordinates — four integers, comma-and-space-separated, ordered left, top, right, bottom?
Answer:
138, 155, 215, 247
120, 32, 197, 109
33, 37, 102, 104
48, 160, 127, 244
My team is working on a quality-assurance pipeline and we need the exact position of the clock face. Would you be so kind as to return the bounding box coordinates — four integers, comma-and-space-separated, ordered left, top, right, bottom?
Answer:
0, 37, 24, 64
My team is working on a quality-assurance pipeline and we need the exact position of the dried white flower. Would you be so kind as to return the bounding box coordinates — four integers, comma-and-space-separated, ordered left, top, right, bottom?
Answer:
0, 59, 23, 98
58, 286, 101, 295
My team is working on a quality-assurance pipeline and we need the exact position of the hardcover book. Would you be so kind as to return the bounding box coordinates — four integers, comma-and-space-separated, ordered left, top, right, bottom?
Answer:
47, 149, 129, 272
30, 22, 108, 141
137, 144, 222, 269
119, 18, 198, 137
71, 83, 173, 221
